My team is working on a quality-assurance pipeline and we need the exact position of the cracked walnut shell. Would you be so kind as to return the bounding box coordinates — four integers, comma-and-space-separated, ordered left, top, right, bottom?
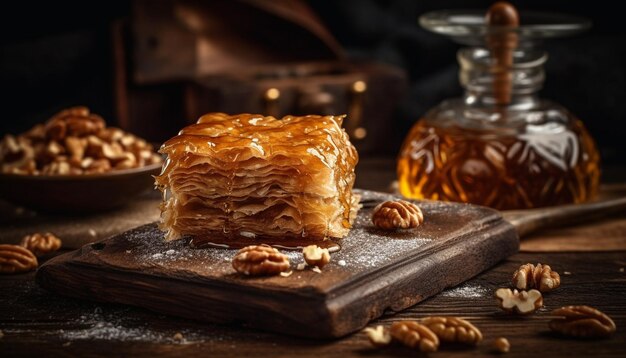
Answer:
302, 245, 330, 268
421, 316, 483, 345
549, 305, 616, 338
232, 244, 290, 276
512, 263, 560, 292
0, 244, 38, 274
20, 233, 62, 257
372, 200, 423, 230
495, 288, 543, 315
390, 321, 439, 352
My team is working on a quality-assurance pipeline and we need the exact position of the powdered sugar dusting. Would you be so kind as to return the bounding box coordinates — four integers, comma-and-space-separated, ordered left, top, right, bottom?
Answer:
440, 284, 488, 298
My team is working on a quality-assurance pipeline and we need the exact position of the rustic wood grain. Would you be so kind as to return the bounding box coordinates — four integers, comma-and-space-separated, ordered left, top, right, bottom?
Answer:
2, 251, 624, 357
34, 190, 518, 338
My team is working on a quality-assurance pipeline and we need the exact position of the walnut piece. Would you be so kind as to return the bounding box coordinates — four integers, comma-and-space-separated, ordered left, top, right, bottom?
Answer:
362, 325, 392, 347
0, 106, 162, 176
390, 321, 439, 352
421, 316, 483, 345
0, 244, 38, 274
232, 244, 290, 276
20, 232, 62, 257
495, 288, 543, 315
549, 305, 616, 338
494, 337, 510, 353
302, 245, 330, 268
512, 263, 561, 292
372, 200, 424, 230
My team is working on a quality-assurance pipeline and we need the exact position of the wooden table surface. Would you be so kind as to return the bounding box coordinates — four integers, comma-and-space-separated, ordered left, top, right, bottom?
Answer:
1, 159, 625, 357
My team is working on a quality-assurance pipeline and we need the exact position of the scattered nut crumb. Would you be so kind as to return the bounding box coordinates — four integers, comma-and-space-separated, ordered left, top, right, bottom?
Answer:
549, 305, 616, 338
311, 266, 322, 274
619, 268, 624, 273
338, 260, 347, 267
512, 263, 560, 292
302, 245, 330, 268
88, 229, 97, 237
280, 271, 293, 277
62, 341, 71, 347
495, 288, 543, 315
363, 325, 392, 347
296, 263, 306, 271
173, 332, 184, 341
564, 271, 572, 275
494, 337, 510, 353
372, 200, 424, 230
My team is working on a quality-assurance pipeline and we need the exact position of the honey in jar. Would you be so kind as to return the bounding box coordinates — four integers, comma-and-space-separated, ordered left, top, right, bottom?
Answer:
397, 2, 600, 210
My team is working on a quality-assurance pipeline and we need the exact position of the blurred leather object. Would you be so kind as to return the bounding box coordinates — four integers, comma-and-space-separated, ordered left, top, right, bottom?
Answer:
115, 0, 407, 154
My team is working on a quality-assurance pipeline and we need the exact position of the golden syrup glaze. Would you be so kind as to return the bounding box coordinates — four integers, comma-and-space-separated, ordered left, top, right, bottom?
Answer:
155, 113, 359, 243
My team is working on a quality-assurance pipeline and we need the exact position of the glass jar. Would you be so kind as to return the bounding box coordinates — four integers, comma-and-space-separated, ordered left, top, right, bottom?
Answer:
397, 7, 600, 210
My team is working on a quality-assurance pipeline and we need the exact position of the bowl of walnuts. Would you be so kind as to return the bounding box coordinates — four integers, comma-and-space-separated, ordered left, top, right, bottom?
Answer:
0, 107, 163, 212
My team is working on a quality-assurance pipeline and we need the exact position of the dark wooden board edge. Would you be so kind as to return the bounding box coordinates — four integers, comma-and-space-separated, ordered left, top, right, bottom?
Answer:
36, 218, 518, 339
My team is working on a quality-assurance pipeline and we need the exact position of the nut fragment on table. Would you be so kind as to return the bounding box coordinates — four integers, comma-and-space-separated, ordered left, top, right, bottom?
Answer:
421, 316, 483, 345
302, 245, 330, 268
549, 305, 616, 338
0, 106, 162, 175
363, 325, 392, 347
512, 263, 560, 292
232, 244, 290, 276
0, 244, 38, 274
372, 200, 424, 230
20, 232, 62, 256
494, 337, 510, 353
495, 288, 543, 315
390, 321, 439, 352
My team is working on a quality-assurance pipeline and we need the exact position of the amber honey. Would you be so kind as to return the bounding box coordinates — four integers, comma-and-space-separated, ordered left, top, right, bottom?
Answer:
397, 119, 600, 210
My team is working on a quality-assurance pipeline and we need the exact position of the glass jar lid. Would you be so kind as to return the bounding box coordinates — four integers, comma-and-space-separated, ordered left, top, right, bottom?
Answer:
420, 10, 590, 46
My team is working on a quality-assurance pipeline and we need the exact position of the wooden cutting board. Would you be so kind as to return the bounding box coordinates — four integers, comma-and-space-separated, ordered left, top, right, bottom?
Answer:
36, 190, 518, 338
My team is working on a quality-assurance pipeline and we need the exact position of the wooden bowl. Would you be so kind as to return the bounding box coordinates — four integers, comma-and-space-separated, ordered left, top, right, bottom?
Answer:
0, 163, 162, 213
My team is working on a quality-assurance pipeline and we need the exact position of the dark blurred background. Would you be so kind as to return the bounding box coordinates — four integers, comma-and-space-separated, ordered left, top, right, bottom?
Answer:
1, 0, 624, 168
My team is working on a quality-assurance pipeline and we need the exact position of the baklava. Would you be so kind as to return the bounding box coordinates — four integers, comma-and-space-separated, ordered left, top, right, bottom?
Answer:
155, 113, 359, 244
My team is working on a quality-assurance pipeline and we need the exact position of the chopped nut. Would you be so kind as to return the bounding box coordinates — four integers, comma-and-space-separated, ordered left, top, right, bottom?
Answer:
363, 325, 392, 347
0, 244, 38, 274
279, 271, 293, 277
372, 200, 423, 230
232, 244, 290, 276
390, 321, 439, 352
172, 332, 184, 341
549, 305, 616, 338
494, 337, 510, 353
495, 288, 543, 315
20, 232, 62, 256
302, 245, 330, 268
421, 316, 482, 345
512, 263, 561, 292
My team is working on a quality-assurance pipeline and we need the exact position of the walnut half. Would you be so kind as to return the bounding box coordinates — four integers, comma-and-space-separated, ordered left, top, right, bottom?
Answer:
372, 200, 424, 230
20, 232, 62, 257
232, 244, 290, 276
421, 316, 483, 345
390, 321, 439, 353
0, 244, 38, 274
495, 288, 543, 315
512, 263, 560, 292
549, 305, 616, 338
